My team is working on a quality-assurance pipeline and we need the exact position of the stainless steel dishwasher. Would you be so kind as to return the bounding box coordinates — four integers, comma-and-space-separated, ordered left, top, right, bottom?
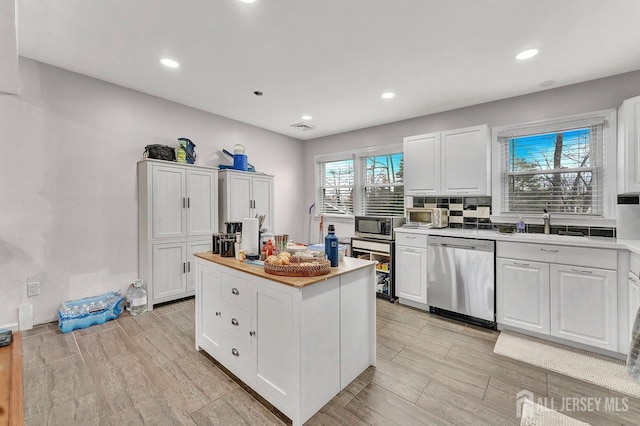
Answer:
427, 235, 495, 328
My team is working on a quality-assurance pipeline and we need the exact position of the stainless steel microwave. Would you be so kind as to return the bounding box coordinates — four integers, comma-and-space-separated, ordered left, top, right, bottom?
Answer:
354, 216, 405, 240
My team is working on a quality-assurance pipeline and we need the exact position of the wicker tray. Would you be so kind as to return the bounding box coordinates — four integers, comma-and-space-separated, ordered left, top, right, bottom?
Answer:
263, 258, 331, 277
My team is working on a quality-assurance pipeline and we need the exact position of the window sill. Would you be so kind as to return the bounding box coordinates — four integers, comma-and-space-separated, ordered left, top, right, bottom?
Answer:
314, 214, 355, 224
490, 214, 616, 228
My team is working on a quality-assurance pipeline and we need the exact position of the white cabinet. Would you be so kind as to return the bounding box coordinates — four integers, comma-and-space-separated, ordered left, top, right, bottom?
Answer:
550, 265, 618, 351
440, 125, 490, 195
396, 245, 428, 305
403, 133, 440, 195
151, 164, 217, 239
618, 95, 640, 194
138, 159, 218, 309
0, 0, 18, 95
195, 256, 376, 426
197, 265, 223, 355
496, 258, 550, 334
403, 124, 490, 196
255, 284, 295, 405
496, 241, 619, 353
219, 170, 274, 231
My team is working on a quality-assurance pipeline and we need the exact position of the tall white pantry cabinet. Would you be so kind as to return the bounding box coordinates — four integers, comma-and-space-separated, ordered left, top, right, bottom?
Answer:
138, 159, 218, 309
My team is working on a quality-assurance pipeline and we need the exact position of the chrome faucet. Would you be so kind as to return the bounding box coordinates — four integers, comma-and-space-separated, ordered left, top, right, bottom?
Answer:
542, 209, 551, 235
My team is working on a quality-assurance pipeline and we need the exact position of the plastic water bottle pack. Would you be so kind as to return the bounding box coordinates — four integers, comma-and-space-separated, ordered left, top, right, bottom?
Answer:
57, 291, 125, 333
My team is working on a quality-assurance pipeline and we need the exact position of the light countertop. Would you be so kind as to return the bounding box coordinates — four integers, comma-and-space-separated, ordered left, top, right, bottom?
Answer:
395, 226, 640, 255
194, 252, 375, 288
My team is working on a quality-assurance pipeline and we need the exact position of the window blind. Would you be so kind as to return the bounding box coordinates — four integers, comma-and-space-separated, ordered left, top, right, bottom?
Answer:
499, 123, 604, 215
318, 158, 354, 215
358, 153, 404, 216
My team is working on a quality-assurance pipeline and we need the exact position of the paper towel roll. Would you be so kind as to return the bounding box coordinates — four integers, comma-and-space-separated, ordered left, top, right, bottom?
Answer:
241, 218, 259, 254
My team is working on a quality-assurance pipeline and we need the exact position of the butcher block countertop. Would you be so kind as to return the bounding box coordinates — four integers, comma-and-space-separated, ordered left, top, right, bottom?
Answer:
194, 252, 375, 288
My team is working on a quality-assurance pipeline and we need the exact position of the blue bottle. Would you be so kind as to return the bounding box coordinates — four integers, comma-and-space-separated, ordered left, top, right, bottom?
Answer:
325, 224, 339, 267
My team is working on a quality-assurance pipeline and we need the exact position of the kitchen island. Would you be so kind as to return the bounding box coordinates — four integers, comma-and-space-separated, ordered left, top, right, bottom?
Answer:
194, 253, 376, 426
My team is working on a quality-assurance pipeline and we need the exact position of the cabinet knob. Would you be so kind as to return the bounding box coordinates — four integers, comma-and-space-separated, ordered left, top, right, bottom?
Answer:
231, 318, 239, 326
231, 348, 239, 357
231, 288, 239, 295
249, 330, 255, 336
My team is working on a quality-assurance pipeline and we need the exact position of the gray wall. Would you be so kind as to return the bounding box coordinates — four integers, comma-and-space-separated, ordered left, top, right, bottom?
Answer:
303, 70, 640, 240
0, 58, 305, 327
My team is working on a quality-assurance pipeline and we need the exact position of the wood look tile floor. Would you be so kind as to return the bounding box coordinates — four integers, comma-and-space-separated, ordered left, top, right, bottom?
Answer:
22, 298, 640, 425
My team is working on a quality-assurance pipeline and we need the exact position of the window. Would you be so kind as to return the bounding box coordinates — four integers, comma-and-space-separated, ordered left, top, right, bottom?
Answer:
316, 146, 404, 217
359, 153, 404, 216
495, 111, 615, 219
318, 158, 354, 215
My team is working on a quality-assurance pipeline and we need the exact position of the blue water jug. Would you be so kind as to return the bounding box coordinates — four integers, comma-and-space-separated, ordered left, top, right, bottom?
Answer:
233, 144, 248, 171
325, 224, 339, 267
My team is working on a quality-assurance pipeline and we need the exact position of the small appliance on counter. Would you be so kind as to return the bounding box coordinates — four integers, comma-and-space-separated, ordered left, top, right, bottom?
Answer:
405, 207, 449, 229
617, 195, 640, 239
354, 216, 405, 240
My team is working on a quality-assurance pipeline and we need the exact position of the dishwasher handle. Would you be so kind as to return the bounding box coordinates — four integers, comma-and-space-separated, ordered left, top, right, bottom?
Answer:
441, 243, 476, 250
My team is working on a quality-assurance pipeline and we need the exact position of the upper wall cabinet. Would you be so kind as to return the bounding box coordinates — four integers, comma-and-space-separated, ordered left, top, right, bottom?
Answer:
404, 124, 491, 196
618, 95, 640, 194
218, 170, 274, 231
0, 0, 18, 95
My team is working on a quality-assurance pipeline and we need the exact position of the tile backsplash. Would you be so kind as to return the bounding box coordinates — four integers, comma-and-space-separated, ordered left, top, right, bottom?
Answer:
411, 196, 616, 238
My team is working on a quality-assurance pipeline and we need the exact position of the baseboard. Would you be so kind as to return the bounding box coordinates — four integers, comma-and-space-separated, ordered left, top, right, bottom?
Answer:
0, 322, 19, 332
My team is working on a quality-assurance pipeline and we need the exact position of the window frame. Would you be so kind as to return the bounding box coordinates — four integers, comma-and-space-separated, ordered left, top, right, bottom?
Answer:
491, 109, 617, 227
315, 144, 404, 219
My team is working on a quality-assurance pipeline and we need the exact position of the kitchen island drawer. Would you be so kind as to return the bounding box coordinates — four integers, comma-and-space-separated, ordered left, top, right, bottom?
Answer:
496, 241, 617, 270
223, 303, 253, 344
395, 232, 428, 248
222, 272, 255, 311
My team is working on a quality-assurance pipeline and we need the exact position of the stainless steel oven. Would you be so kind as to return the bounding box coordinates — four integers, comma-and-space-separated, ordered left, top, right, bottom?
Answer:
354, 216, 405, 240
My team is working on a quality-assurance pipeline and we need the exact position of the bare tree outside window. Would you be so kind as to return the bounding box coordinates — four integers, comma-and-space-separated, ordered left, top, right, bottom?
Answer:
504, 126, 600, 215
362, 153, 404, 216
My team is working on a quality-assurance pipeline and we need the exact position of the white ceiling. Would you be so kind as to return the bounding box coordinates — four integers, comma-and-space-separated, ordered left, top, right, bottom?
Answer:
16, 0, 640, 140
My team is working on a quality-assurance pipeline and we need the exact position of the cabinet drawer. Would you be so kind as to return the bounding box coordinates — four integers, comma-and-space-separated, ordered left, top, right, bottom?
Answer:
222, 329, 253, 374
496, 242, 617, 270
222, 272, 255, 312
395, 232, 428, 248
223, 302, 253, 345
631, 253, 640, 276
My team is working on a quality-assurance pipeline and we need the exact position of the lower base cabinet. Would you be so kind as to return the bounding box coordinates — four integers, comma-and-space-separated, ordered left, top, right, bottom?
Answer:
497, 241, 619, 353
550, 265, 618, 351
195, 257, 376, 426
496, 258, 550, 334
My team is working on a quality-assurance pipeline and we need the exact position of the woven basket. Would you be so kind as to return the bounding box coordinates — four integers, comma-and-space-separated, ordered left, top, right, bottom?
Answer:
264, 257, 331, 277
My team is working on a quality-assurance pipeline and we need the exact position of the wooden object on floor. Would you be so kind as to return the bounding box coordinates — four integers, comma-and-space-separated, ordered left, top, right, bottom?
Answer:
0, 331, 23, 426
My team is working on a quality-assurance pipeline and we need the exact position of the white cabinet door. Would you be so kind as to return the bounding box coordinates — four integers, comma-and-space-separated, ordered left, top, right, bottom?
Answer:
395, 245, 428, 304
550, 265, 618, 351
152, 166, 187, 239
629, 275, 640, 348
228, 173, 253, 222
197, 264, 223, 355
187, 170, 217, 236
496, 258, 550, 334
152, 243, 187, 300
440, 124, 490, 195
403, 133, 440, 195
255, 285, 295, 405
618, 96, 640, 193
187, 241, 212, 292
253, 176, 274, 230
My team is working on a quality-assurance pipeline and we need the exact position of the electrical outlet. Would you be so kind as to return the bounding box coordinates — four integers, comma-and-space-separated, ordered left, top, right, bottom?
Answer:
27, 281, 41, 297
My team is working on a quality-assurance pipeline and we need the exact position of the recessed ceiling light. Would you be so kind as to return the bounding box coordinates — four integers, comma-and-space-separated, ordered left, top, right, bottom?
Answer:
381, 92, 396, 99
238, 0, 256, 3
160, 58, 180, 68
301, 115, 312, 120
539, 80, 556, 87
516, 48, 539, 61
